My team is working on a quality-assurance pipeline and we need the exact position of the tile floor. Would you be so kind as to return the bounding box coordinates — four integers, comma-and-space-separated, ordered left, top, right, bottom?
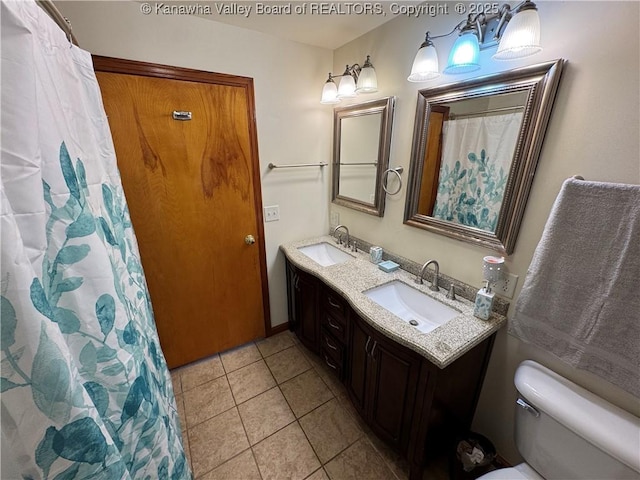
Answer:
170, 331, 449, 480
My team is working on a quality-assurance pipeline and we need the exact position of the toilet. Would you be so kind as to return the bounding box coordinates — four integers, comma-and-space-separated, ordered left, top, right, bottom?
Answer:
478, 360, 640, 479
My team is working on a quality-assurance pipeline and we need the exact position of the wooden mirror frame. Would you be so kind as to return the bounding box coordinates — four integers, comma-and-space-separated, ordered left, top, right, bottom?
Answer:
332, 97, 396, 216
404, 60, 565, 255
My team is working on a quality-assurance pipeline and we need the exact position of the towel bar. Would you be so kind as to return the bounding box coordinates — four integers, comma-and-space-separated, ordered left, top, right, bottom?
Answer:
268, 162, 327, 169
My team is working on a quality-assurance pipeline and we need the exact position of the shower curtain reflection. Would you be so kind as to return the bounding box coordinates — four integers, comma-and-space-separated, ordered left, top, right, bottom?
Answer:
432, 112, 523, 231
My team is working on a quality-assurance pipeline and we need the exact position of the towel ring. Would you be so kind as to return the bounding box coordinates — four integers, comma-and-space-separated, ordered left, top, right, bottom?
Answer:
382, 167, 403, 195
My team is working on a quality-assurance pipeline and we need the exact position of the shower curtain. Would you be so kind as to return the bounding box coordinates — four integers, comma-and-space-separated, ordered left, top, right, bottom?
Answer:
1, 1, 190, 478
432, 112, 523, 231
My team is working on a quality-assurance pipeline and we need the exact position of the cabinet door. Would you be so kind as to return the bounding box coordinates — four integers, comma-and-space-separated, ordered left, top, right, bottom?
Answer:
296, 269, 320, 353
347, 313, 373, 415
286, 261, 298, 329
368, 332, 421, 452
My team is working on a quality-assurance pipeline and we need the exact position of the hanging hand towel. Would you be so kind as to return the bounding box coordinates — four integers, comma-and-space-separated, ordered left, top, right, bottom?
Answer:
510, 178, 640, 397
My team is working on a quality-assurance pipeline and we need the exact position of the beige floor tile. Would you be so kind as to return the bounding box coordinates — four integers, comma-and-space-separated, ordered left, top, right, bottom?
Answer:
181, 430, 191, 474
227, 360, 276, 404
200, 449, 261, 480
367, 430, 410, 480
253, 422, 321, 480
299, 398, 362, 463
180, 355, 225, 392
238, 386, 295, 445
324, 438, 395, 480
220, 342, 262, 373
189, 408, 249, 477
280, 369, 334, 418
175, 394, 186, 431
285, 329, 301, 345
265, 346, 311, 384
305, 468, 330, 480
170, 370, 182, 394
184, 376, 235, 427
256, 331, 295, 357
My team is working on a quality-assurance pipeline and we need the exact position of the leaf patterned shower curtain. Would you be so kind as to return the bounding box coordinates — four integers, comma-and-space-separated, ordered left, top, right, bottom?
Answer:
432, 112, 523, 231
1, 1, 190, 478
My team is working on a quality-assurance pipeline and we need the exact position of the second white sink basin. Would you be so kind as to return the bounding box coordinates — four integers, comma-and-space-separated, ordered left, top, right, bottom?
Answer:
364, 280, 459, 334
298, 242, 353, 267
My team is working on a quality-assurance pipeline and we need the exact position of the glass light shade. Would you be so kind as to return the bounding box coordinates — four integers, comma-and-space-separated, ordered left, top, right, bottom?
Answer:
320, 80, 340, 104
407, 44, 439, 82
337, 74, 357, 98
493, 9, 542, 60
356, 66, 378, 93
443, 32, 481, 75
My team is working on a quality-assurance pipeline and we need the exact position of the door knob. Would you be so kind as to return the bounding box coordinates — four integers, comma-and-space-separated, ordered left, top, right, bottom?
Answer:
245, 235, 256, 245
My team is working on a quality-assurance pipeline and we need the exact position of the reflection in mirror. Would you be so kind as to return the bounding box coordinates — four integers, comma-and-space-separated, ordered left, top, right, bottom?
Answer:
405, 60, 565, 254
333, 97, 395, 216
417, 90, 528, 232
338, 113, 381, 203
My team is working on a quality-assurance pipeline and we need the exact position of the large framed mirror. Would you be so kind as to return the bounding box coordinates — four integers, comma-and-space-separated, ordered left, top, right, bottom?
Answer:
404, 60, 564, 254
332, 97, 395, 216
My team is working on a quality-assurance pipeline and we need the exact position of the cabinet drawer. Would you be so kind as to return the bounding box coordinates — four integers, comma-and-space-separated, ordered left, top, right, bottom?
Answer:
321, 313, 347, 343
320, 347, 343, 380
321, 328, 344, 364
323, 288, 348, 321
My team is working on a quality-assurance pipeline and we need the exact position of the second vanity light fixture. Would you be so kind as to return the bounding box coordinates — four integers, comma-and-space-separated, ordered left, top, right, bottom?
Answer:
408, 0, 542, 82
321, 55, 378, 104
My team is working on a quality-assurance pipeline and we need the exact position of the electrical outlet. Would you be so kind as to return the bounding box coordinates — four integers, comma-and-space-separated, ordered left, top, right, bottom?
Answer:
330, 210, 340, 227
264, 205, 280, 222
493, 272, 519, 299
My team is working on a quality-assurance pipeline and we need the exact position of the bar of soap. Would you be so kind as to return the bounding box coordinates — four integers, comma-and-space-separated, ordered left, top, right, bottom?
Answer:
378, 260, 400, 273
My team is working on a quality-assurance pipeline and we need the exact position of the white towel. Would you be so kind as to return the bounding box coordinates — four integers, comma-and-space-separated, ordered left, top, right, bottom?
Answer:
510, 178, 640, 397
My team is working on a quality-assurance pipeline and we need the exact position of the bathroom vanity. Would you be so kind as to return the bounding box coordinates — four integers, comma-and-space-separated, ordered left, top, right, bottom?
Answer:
281, 237, 506, 480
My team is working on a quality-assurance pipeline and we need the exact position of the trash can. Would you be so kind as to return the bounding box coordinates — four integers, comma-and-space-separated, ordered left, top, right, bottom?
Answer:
450, 432, 496, 479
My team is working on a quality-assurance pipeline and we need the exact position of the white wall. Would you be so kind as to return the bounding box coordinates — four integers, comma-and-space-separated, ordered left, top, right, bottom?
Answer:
333, 1, 640, 462
56, 1, 334, 329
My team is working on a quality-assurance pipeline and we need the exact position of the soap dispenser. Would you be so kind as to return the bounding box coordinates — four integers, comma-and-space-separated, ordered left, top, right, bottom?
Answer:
473, 256, 504, 320
473, 281, 495, 320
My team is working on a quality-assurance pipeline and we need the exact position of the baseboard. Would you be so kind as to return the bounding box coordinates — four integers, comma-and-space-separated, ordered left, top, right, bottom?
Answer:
267, 322, 289, 336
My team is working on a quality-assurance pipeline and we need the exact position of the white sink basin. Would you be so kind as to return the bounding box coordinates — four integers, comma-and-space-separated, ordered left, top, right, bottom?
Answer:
298, 242, 353, 267
364, 281, 459, 334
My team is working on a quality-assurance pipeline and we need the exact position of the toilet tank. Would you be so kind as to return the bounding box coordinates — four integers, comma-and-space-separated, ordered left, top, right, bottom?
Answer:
514, 360, 640, 480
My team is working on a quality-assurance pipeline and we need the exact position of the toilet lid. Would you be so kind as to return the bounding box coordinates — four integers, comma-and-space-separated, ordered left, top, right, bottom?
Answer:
478, 464, 544, 480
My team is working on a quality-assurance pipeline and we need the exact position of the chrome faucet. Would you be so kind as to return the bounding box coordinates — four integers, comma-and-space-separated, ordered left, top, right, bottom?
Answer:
332, 224, 350, 248
415, 259, 440, 292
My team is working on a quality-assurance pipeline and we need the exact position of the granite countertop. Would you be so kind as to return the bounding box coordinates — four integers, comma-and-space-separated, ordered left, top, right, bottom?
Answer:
280, 236, 506, 369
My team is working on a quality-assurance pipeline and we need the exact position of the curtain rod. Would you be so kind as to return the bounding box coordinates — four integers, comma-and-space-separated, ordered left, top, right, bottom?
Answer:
36, 0, 79, 46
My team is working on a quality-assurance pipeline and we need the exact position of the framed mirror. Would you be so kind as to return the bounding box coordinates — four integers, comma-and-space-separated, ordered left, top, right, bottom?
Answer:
404, 60, 564, 254
332, 97, 395, 216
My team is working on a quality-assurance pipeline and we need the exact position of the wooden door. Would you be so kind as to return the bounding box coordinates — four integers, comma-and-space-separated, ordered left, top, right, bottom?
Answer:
94, 57, 270, 368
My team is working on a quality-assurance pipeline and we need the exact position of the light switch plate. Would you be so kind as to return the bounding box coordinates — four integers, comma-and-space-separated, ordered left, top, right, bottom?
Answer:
264, 205, 280, 222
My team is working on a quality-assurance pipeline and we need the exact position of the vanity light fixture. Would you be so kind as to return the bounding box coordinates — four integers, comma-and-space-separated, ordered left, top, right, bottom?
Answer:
321, 55, 378, 104
408, 0, 542, 82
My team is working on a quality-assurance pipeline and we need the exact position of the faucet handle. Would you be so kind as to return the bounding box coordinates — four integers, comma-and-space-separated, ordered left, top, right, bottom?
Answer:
446, 284, 456, 300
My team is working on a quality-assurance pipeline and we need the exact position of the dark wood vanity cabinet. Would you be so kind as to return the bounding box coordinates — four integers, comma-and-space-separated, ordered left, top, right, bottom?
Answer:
286, 261, 320, 354
347, 312, 422, 452
285, 259, 496, 480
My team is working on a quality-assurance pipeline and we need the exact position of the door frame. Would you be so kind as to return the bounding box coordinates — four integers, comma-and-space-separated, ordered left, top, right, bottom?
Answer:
93, 55, 274, 336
